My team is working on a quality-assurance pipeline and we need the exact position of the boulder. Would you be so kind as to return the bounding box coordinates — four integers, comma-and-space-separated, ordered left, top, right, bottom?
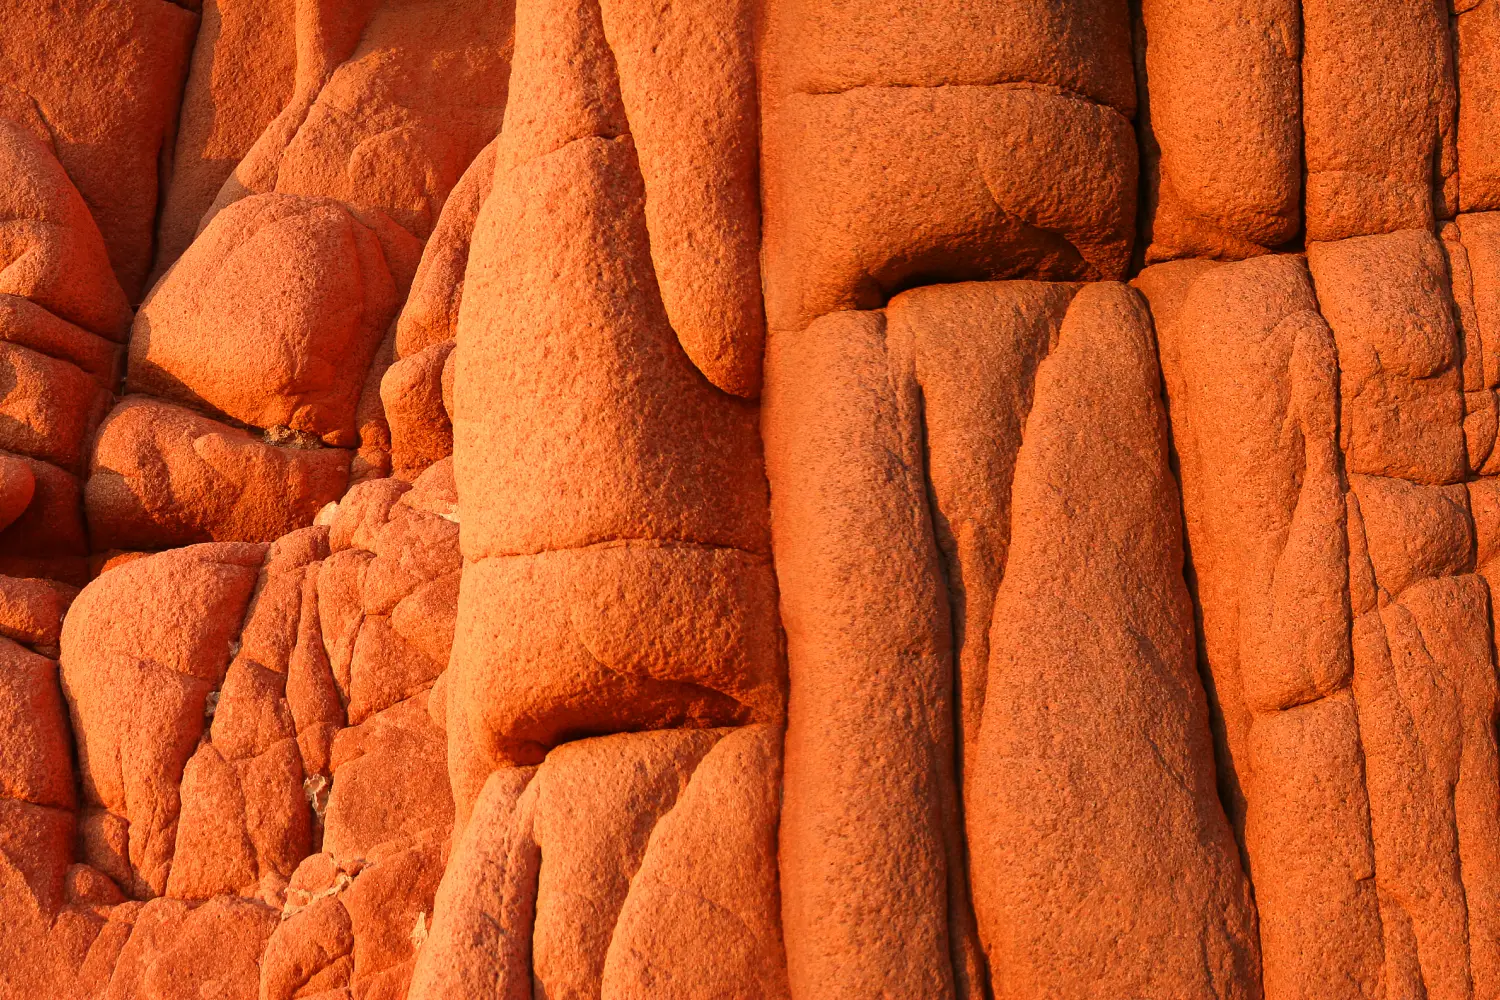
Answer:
86, 396, 350, 551
129, 193, 399, 446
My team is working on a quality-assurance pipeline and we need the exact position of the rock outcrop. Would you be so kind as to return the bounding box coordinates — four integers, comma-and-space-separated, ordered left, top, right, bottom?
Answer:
2, 1, 1498, 999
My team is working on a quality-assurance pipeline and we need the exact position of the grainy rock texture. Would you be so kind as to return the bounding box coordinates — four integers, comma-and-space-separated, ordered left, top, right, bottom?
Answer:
0, 0, 197, 301
1135, 0, 1301, 260
2, 2, 1496, 999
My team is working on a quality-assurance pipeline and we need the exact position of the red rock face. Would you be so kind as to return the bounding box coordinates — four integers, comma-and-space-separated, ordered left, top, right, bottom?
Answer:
79, 0, 514, 557
0, 118, 130, 584
1140, 223, 1500, 999
0, 0, 196, 302
1136, 0, 1302, 260
150, 0, 299, 286
445, 0, 779, 823
761, 0, 1138, 331
3, 2, 1498, 999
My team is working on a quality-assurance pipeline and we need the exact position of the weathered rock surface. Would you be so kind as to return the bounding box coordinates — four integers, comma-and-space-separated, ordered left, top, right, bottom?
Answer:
1136, 0, 1301, 260
86, 396, 350, 551
0, 0, 197, 301
1140, 227, 1500, 999
151, 0, 298, 283
409, 726, 787, 1000
447, 0, 781, 822
764, 281, 1258, 1000
0, 117, 130, 585
130, 193, 400, 446
1458, 2, 1500, 213
761, 0, 1138, 333
1302, 0, 1456, 240
79, 0, 514, 556
7, 2, 1500, 998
